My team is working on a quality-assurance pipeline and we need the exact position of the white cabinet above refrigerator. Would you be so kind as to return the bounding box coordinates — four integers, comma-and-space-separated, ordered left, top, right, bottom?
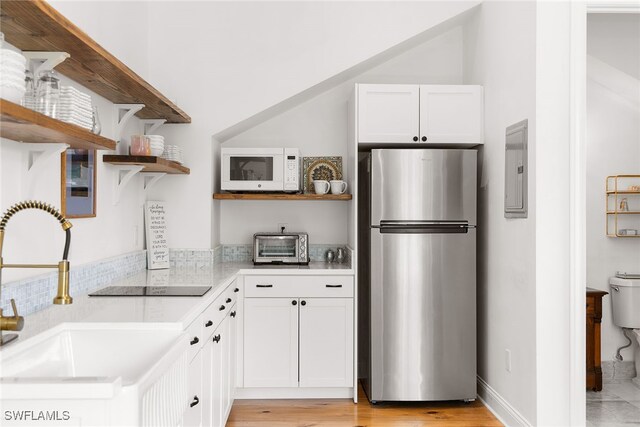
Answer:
357, 84, 484, 145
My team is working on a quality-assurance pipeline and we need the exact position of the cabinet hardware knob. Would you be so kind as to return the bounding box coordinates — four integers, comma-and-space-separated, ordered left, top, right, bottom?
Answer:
205, 320, 213, 327
421, 136, 427, 142
219, 305, 226, 311
413, 136, 418, 141
190, 337, 199, 345
226, 298, 232, 303
213, 334, 221, 343
234, 288, 239, 293
256, 284, 273, 288
230, 311, 236, 318
301, 300, 306, 306
325, 284, 342, 288
190, 396, 200, 407
292, 300, 297, 306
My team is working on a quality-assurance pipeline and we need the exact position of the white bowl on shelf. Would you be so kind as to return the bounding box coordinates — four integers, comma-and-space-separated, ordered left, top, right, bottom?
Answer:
0, 85, 26, 103
151, 147, 164, 157
0, 49, 26, 65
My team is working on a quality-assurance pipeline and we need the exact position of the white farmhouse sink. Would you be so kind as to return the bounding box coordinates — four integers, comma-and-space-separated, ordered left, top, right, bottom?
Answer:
0, 323, 189, 426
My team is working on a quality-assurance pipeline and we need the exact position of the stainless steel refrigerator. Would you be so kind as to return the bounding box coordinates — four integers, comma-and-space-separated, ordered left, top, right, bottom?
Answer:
358, 148, 477, 403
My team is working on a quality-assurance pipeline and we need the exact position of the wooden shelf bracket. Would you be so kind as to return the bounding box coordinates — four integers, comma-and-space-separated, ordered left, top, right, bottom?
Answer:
141, 119, 166, 135
23, 51, 70, 76
21, 142, 69, 197
111, 164, 144, 205
115, 104, 145, 142
143, 173, 166, 191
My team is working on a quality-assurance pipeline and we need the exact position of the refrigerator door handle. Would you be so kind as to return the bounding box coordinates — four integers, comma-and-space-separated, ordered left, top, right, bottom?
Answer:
374, 221, 473, 234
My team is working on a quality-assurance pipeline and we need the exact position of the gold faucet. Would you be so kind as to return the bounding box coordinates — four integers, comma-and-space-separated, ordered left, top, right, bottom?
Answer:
0, 201, 73, 346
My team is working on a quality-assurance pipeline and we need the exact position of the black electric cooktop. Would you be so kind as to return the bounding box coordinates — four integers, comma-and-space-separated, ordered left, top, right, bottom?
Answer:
89, 286, 211, 297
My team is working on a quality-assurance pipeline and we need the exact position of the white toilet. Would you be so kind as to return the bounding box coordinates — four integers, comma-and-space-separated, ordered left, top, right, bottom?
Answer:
610, 276, 640, 386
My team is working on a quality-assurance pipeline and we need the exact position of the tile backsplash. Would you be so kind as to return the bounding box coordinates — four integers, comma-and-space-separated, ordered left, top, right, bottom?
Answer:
2, 244, 351, 317
0, 250, 147, 316
221, 243, 349, 263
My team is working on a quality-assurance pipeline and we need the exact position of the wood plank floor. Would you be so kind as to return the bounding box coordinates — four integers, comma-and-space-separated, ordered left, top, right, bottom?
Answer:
227, 385, 502, 427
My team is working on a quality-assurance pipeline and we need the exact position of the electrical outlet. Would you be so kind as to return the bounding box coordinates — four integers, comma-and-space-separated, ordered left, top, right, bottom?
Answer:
505, 349, 512, 373
277, 223, 288, 232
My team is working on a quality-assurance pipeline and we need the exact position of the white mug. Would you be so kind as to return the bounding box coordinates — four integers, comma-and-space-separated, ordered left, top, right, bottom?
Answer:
330, 180, 347, 195
313, 180, 330, 194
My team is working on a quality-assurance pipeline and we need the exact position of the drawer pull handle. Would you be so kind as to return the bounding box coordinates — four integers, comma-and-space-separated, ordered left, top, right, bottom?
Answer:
213, 334, 221, 343
190, 396, 200, 407
226, 298, 232, 303
190, 337, 199, 346
256, 284, 273, 288
301, 300, 306, 306
205, 320, 213, 327
234, 288, 239, 293
326, 284, 343, 288
219, 305, 226, 311
230, 311, 236, 318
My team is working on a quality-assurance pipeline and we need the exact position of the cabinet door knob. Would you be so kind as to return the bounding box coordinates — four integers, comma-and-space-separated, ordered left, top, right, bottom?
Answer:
421, 136, 427, 142
301, 300, 306, 306
213, 334, 221, 343
205, 320, 213, 327
226, 298, 232, 303
234, 288, 239, 293
292, 300, 297, 306
190, 396, 200, 407
413, 136, 419, 142
230, 311, 236, 318
219, 305, 226, 311
190, 336, 199, 346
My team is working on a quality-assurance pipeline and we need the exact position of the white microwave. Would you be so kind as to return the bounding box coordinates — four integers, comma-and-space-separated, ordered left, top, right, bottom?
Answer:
221, 147, 300, 192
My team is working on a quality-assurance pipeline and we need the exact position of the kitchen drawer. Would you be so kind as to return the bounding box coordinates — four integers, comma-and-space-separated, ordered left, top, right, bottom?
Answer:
186, 314, 203, 362
203, 295, 229, 338
245, 275, 353, 298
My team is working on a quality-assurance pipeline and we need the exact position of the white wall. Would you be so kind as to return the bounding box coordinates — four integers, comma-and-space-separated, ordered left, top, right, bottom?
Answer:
143, 1, 479, 248
220, 26, 464, 244
463, 2, 538, 424
586, 13, 640, 363
0, 2, 150, 283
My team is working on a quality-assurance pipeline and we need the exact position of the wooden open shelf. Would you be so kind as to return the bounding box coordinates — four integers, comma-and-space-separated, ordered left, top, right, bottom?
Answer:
103, 155, 190, 174
0, 99, 116, 150
0, 0, 190, 124
213, 193, 352, 201
606, 190, 640, 195
607, 211, 640, 215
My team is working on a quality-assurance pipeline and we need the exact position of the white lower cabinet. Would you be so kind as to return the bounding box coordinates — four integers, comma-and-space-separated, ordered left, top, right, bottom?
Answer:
183, 280, 240, 427
244, 298, 299, 387
243, 275, 354, 390
184, 351, 203, 427
299, 298, 353, 387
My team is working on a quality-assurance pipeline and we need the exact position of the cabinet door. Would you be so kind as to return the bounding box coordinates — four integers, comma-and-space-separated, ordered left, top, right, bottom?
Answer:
184, 351, 203, 427
226, 304, 238, 417
358, 84, 420, 143
419, 85, 483, 144
299, 298, 354, 388
244, 298, 299, 387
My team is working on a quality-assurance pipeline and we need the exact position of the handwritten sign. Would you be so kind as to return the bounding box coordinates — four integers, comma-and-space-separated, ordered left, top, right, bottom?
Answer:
145, 201, 170, 270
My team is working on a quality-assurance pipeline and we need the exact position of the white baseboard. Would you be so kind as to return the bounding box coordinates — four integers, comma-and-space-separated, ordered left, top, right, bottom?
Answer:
235, 387, 354, 399
477, 376, 532, 427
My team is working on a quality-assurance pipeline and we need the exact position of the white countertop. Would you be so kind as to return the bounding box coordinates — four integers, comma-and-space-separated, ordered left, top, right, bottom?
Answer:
2, 261, 353, 348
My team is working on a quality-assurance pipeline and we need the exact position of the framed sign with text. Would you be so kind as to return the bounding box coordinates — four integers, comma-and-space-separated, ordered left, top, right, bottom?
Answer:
145, 201, 169, 270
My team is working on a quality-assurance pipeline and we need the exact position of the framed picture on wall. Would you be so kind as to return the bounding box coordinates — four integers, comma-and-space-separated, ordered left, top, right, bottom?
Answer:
61, 149, 96, 218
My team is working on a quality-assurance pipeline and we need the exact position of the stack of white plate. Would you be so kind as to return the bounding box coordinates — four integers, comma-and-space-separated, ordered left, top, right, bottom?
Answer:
0, 49, 26, 103
162, 145, 183, 164
58, 86, 93, 129
147, 135, 165, 157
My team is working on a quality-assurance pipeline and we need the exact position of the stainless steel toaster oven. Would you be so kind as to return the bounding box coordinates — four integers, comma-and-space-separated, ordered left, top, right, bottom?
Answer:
253, 232, 308, 265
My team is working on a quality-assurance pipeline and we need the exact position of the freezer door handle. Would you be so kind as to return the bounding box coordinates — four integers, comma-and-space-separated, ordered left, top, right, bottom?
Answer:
374, 221, 474, 234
